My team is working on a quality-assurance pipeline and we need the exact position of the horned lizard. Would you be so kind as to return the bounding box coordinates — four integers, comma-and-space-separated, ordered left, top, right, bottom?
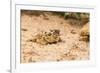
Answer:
28, 29, 62, 45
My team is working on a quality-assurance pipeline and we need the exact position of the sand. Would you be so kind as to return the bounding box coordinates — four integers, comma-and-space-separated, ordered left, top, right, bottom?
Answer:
21, 12, 89, 63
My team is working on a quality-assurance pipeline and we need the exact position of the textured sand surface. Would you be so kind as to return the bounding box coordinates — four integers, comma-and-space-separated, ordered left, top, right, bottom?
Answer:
21, 12, 89, 63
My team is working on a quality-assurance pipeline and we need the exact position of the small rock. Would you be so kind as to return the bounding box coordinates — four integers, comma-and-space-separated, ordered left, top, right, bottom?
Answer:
79, 22, 89, 42
71, 30, 76, 34
21, 28, 27, 31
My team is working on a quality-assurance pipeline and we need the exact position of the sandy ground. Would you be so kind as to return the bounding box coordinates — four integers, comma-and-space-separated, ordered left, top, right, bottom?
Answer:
21, 12, 89, 63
